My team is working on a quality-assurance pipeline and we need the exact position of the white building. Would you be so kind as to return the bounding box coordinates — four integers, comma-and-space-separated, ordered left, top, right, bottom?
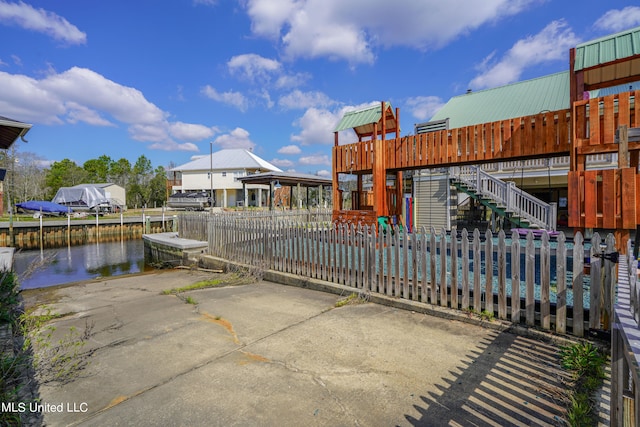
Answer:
169, 148, 282, 208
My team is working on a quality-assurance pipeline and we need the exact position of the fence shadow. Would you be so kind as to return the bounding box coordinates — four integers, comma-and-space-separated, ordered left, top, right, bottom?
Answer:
405, 330, 570, 426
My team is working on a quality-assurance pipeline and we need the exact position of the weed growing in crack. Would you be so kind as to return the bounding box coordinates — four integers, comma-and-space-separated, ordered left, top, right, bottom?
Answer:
558, 341, 607, 426
335, 292, 370, 308
20, 307, 95, 385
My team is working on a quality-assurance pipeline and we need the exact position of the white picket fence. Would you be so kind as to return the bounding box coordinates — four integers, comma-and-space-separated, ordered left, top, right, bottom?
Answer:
178, 212, 615, 337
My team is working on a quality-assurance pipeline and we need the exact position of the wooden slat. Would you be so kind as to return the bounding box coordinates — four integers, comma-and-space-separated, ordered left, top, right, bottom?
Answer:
461, 229, 470, 310
412, 228, 419, 301
512, 118, 522, 157
490, 122, 498, 157
589, 234, 602, 330
567, 171, 582, 227
619, 92, 631, 127
450, 129, 462, 165
502, 119, 512, 159
440, 228, 447, 307
459, 127, 468, 163
621, 168, 637, 229
403, 227, 409, 299
584, 170, 598, 228
485, 230, 494, 314
602, 169, 616, 229
603, 95, 615, 145
511, 230, 521, 324
589, 98, 600, 145
430, 227, 438, 305
451, 232, 458, 309
473, 229, 481, 312
572, 232, 585, 337
475, 124, 484, 162
636, 175, 640, 225
556, 233, 567, 334
540, 232, 551, 330
634, 90, 640, 127
497, 230, 507, 320
525, 232, 535, 326
523, 116, 533, 156
420, 229, 428, 303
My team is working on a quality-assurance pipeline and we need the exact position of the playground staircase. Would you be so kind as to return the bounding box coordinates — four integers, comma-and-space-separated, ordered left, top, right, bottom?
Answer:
450, 165, 557, 231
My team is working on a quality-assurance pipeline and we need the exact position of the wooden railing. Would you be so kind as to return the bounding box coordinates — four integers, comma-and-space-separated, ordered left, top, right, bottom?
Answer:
179, 212, 617, 338
573, 90, 639, 151
568, 167, 638, 229
334, 109, 572, 174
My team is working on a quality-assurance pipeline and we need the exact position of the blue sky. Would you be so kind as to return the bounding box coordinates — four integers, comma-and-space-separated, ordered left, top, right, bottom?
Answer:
1, 1, 640, 176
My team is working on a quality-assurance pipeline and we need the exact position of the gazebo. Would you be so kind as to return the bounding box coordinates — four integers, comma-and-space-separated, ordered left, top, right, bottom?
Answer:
237, 171, 332, 210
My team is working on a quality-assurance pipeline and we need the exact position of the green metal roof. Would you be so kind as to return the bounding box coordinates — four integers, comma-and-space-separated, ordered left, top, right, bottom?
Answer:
334, 102, 393, 132
429, 71, 569, 129
574, 25, 640, 71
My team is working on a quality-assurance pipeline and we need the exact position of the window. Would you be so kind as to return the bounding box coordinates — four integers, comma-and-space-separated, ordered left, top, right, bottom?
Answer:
222, 172, 227, 177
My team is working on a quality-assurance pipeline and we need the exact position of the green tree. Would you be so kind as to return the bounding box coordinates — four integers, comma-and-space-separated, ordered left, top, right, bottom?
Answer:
110, 158, 131, 189
128, 155, 153, 208
83, 155, 112, 183
44, 159, 87, 199
148, 166, 167, 207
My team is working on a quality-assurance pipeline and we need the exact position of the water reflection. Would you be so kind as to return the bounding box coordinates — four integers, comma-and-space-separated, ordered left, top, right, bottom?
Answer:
14, 240, 148, 290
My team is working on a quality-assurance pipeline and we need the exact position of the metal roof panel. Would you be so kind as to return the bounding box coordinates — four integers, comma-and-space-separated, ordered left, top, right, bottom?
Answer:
429, 72, 569, 129
574, 25, 640, 70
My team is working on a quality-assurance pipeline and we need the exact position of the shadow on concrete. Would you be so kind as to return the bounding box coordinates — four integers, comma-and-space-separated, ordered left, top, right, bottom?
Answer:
405, 330, 570, 426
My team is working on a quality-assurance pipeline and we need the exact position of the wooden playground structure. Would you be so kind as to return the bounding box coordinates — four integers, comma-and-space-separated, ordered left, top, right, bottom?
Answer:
332, 93, 640, 253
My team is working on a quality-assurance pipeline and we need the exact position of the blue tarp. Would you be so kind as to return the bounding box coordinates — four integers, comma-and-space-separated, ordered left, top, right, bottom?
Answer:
16, 201, 72, 214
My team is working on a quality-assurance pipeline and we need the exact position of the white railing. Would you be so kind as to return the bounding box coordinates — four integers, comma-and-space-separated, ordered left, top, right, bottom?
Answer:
451, 165, 557, 230
489, 154, 615, 173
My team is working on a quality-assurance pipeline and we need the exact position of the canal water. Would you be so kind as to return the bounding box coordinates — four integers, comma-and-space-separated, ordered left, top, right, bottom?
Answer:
14, 239, 151, 290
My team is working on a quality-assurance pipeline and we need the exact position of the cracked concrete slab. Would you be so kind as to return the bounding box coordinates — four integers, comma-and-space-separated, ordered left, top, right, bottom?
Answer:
21, 270, 577, 426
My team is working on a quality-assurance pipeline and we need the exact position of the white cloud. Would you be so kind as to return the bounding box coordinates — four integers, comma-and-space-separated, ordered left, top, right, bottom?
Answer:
0, 67, 217, 152
594, 7, 640, 32
275, 72, 311, 89
279, 90, 336, 110
0, 71, 66, 124
228, 53, 282, 83
405, 96, 445, 121
244, 0, 539, 64
41, 67, 167, 125
148, 140, 199, 152
277, 144, 302, 154
169, 122, 219, 141
65, 102, 114, 127
290, 102, 377, 146
0, 0, 86, 44
213, 127, 256, 150
270, 158, 295, 168
469, 19, 579, 89
315, 169, 330, 177
299, 154, 330, 166
291, 107, 341, 145
201, 85, 249, 112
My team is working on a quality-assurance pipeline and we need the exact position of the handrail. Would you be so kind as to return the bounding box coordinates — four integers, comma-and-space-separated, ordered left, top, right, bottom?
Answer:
451, 165, 557, 230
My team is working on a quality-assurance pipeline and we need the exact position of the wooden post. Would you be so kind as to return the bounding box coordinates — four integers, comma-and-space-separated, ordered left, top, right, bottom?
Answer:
617, 125, 632, 254
618, 125, 629, 168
